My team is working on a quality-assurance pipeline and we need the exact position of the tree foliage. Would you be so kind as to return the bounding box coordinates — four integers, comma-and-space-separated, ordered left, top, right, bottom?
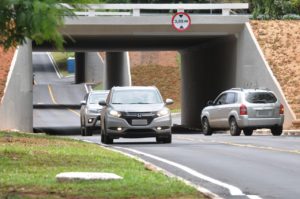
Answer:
0, 0, 103, 50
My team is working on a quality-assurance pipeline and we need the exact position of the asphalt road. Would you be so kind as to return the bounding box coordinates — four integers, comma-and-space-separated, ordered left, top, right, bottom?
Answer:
72, 134, 300, 199
32, 52, 87, 133
32, 52, 300, 199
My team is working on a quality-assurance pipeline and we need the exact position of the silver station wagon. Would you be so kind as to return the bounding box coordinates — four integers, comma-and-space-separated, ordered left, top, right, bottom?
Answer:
99, 86, 173, 144
201, 88, 284, 136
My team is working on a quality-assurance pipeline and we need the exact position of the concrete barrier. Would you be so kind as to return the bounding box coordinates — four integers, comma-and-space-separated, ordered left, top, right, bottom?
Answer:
0, 41, 33, 132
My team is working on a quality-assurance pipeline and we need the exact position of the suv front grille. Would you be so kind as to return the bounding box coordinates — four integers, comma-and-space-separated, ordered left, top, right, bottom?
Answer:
120, 112, 158, 126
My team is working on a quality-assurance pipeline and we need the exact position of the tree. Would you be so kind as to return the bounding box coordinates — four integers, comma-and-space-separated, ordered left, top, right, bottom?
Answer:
0, 0, 103, 50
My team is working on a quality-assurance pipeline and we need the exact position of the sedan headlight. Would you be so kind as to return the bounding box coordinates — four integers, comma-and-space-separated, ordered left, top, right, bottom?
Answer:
157, 108, 170, 117
109, 110, 121, 117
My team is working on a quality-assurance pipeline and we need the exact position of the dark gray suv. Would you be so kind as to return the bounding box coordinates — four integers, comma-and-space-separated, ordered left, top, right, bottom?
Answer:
201, 88, 284, 136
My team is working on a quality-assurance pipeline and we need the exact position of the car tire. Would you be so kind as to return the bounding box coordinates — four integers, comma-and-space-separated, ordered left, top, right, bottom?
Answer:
81, 119, 86, 136
271, 126, 283, 136
85, 127, 93, 136
202, 117, 213, 136
163, 135, 172, 143
229, 117, 241, 136
243, 128, 253, 136
101, 122, 113, 144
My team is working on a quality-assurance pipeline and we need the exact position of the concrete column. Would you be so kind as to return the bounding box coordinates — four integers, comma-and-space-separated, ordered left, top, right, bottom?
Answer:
84, 52, 104, 84
104, 51, 131, 90
0, 40, 33, 132
75, 52, 85, 84
180, 36, 237, 128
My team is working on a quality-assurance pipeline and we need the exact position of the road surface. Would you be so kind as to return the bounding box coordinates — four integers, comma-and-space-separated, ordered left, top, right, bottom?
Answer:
32, 52, 300, 199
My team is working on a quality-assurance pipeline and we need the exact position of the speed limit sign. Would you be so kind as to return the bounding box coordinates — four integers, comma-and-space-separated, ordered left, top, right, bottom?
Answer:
171, 12, 191, 32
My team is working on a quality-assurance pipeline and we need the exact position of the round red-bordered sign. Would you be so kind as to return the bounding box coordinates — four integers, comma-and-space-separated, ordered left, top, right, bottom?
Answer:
171, 12, 191, 32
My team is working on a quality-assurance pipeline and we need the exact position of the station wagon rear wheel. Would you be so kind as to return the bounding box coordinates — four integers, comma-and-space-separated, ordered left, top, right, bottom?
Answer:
202, 117, 213, 136
271, 126, 283, 136
229, 118, 241, 136
243, 128, 253, 136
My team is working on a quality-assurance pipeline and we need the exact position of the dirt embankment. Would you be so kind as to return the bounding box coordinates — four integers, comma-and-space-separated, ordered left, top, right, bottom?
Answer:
251, 20, 300, 118
0, 47, 15, 101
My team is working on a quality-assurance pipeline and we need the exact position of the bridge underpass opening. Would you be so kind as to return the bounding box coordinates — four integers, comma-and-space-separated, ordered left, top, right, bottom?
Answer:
33, 34, 237, 129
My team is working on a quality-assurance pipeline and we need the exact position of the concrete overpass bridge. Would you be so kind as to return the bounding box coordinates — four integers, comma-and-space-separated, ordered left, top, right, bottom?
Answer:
0, 4, 295, 132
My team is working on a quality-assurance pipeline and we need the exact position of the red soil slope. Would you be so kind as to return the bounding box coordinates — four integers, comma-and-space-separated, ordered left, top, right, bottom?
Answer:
251, 20, 300, 119
0, 47, 15, 101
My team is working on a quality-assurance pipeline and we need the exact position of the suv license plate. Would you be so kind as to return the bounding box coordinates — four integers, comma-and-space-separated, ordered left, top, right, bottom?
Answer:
132, 119, 147, 126
257, 110, 272, 117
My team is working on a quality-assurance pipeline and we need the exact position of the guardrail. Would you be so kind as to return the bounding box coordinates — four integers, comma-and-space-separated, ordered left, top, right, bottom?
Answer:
61, 3, 249, 17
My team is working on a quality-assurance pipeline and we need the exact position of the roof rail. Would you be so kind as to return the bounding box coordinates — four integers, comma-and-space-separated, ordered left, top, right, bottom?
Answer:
230, 88, 243, 91
255, 87, 270, 91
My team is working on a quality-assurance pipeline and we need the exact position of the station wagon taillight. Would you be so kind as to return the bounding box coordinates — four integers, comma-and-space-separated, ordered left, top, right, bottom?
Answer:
240, 104, 247, 115
280, 104, 284, 115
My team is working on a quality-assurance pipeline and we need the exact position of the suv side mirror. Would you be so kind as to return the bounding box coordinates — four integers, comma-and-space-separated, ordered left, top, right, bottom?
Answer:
80, 100, 86, 106
165, 98, 174, 105
99, 100, 107, 106
207, 100, 214, 106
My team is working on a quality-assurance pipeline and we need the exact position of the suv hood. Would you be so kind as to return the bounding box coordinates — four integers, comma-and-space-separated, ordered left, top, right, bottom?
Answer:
111, 104, 165, 112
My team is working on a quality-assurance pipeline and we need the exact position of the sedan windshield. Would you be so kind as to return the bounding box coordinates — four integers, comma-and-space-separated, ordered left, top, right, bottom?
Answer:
88, 93, 108, 104
111, 90, 163, 104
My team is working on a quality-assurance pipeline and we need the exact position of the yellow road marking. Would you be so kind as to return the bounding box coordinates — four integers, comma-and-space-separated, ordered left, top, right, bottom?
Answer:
68, 108, 80, 117
48, 85, 57, 104
47, 84, 80, 117
176, 135, 300, 155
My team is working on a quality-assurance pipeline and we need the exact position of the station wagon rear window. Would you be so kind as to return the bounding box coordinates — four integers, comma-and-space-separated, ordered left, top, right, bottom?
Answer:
246, 92, 277, 103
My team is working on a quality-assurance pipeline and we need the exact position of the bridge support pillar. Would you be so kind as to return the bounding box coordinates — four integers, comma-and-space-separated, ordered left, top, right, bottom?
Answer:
104, 52, 131, 90
84, 52, 104, 84
75, 52, 85, 84
180, 36, 237, 128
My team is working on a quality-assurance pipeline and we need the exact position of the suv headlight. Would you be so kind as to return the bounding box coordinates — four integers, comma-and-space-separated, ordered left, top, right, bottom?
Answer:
157, 108, 170, 117
109, 110, 121, 117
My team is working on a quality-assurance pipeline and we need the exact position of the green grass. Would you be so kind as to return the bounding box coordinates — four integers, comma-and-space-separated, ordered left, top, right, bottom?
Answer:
51, 52, 75, 77
0, 131, 207, 199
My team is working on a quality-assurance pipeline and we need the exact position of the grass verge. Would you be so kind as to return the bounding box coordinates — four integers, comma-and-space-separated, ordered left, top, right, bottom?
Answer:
0, 131, 207, 199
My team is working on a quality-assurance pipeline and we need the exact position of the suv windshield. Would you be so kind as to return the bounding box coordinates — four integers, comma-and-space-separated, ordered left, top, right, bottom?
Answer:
246, 92, 277, 104
111, 89, 162, 104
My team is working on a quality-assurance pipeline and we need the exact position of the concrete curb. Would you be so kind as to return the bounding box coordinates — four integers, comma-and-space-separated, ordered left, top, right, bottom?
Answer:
255, 129, 300, 136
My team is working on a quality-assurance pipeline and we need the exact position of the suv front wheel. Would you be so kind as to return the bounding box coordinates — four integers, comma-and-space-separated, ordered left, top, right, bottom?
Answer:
202, 117, 213, 136
229, 117, 241, 136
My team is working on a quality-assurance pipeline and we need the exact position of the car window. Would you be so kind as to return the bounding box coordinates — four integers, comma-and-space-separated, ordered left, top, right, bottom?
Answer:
226, 92, 237, 104
88, 93, 108, 104
111, 89, 163, 104
246, 92, 277, 103
215, 94, 227, 105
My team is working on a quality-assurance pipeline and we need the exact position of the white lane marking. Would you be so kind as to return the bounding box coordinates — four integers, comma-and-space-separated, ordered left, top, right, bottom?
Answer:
113, 146, 244, 196
95, 142, 223, 199
47, 52, 62, 79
